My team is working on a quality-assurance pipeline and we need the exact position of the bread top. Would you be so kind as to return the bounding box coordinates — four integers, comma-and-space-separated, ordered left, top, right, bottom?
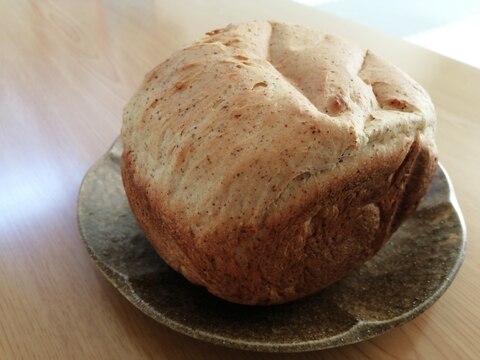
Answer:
122, 21, 436, 238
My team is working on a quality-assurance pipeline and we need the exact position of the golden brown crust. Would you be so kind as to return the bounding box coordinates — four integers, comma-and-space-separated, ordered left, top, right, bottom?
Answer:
122, 141, 436, 304
121, 21, 437, 304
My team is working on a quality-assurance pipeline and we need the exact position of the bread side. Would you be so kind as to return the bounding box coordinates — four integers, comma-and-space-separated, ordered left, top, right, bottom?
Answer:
121, 21, 437, 304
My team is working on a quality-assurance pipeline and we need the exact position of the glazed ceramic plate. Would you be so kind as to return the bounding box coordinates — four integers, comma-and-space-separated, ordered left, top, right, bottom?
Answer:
77, 138, 466, 352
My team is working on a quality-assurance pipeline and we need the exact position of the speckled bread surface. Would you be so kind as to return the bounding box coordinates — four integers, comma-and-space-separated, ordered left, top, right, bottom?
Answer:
121, 21, 437, 305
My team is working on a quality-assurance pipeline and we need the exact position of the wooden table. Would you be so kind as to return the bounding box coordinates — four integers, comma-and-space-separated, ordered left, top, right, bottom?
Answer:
1, 1, 479, 358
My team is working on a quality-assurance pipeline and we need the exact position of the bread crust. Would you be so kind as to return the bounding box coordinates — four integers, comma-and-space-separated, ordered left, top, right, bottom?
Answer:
121, 21, 437, 304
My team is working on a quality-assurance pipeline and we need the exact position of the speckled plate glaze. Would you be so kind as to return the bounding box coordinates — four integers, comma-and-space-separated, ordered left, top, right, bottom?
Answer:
78, 138, 466, 352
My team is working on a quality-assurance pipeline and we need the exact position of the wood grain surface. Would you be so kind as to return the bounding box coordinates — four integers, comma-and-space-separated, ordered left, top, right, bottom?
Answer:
1, 0, 479, 359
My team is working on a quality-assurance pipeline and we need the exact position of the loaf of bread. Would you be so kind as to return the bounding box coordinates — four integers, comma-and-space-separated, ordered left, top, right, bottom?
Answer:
121, 21, 437, 305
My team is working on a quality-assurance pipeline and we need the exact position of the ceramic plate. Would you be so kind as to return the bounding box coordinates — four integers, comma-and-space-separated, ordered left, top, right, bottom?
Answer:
77, 138, 466, 352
